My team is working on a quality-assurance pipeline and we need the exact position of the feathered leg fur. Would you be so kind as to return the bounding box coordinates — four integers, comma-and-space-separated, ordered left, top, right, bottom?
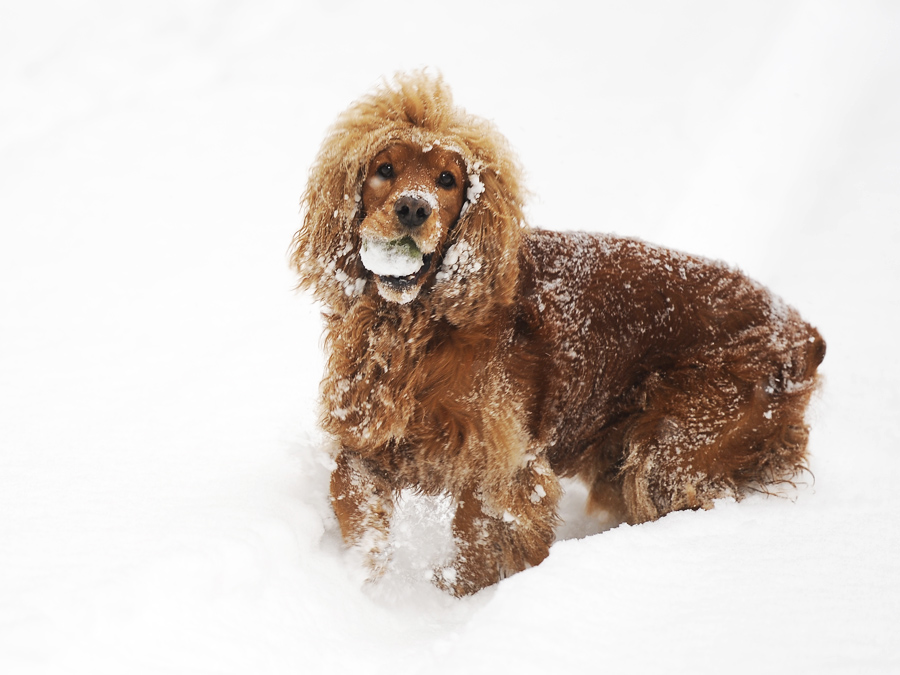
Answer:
439, 457, 562, 596
616, 347, 821, 524
330, 451, 395, 578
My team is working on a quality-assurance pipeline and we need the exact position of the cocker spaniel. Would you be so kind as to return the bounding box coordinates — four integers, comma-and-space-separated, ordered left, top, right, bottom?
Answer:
291, 72, 825, 596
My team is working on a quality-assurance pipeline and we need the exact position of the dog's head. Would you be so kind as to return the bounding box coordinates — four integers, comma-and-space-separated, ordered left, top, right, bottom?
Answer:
292, 72, 527, 321
357, 141, 468, 304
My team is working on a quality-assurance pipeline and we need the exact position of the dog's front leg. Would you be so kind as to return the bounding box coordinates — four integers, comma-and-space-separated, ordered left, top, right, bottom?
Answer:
330, 450, 394, 580
440, 457, 561, 596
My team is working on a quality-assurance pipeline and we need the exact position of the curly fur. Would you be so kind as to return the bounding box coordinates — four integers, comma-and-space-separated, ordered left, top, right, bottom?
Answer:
291, 72, 826, 596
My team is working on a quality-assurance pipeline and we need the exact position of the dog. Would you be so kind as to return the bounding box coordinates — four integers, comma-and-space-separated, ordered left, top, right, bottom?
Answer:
291, 72, 825, 596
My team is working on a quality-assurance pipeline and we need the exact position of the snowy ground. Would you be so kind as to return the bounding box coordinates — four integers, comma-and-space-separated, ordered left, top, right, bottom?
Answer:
2, 1, 899, 673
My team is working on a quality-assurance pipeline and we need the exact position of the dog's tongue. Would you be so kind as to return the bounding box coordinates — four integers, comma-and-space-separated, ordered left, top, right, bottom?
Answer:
360, 236, 423, 276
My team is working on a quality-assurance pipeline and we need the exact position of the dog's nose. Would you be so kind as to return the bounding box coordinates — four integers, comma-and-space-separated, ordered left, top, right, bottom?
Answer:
394, 195, 432, 228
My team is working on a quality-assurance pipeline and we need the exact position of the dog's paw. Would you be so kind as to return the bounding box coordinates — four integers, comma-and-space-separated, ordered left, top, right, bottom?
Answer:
433, 563, 473, 596
432, 563, 457, 585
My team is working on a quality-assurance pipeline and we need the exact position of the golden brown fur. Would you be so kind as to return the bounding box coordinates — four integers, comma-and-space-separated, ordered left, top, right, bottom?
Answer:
291, 72, 826, 596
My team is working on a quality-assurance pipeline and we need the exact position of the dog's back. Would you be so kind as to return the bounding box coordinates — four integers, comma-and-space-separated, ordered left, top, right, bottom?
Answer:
517, 230, 825, 522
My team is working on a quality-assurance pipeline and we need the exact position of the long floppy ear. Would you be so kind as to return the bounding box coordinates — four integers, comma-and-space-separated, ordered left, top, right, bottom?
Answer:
430, 113, 529, 324
290, 129, 369, 312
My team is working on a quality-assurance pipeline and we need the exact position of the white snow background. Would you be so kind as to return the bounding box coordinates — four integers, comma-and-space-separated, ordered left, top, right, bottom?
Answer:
2, 1, 899, 673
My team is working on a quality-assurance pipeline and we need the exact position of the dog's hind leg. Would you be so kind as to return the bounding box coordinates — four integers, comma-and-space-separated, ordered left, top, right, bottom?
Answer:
619, 363, 818, 524
438, 456, 562, 596
330, 450, 395, 579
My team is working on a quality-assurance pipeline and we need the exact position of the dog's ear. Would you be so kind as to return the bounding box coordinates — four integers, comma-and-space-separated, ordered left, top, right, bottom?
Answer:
290, 130, 369, 311
458, 159, 527, 305
432, 119, 529, 323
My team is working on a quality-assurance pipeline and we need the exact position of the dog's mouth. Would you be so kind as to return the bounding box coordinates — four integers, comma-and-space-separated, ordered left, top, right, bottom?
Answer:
376, 252, 434, 290
359, 236, 438, 301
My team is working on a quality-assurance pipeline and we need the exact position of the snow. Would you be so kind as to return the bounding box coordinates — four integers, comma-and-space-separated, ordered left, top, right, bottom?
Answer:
435, 240, 482, 283
2, 1, 900, 674
360, 236, 424, 277
463, 162, 486, 216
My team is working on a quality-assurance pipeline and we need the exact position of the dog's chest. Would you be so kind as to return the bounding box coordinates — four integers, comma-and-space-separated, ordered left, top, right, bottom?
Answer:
324, 313, 500, 456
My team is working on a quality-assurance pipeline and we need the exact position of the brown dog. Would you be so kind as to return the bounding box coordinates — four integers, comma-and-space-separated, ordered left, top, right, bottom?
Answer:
291, 72, 825, 596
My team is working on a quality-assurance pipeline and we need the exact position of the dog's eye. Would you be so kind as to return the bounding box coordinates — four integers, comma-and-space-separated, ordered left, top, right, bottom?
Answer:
377, 163, 394, 179
437, 171, 456, 188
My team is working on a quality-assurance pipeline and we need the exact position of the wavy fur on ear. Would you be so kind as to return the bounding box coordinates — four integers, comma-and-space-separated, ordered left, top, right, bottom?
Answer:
290, 71, 528, 323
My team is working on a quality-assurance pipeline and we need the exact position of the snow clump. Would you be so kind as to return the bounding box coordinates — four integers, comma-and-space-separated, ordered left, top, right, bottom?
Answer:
436, 240, 481, 283
360, 236, 424, 276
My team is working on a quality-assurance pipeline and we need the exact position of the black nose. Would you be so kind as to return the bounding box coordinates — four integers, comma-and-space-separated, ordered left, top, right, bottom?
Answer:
394, 195, 432, 228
